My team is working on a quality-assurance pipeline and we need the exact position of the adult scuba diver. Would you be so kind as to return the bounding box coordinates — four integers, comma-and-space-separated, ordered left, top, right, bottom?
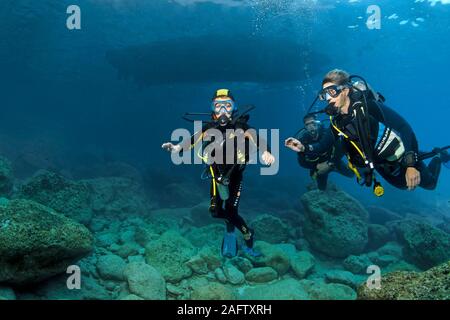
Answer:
311, 69, 449, 195
285, 113, 354, 190
162, 89, 275, 258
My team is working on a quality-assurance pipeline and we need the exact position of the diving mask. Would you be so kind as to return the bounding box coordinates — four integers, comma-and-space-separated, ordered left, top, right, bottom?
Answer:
211, 99, 236, 114
319, 85, 348, 101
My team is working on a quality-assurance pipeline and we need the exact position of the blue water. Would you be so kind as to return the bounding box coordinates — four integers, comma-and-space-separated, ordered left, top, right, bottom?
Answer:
0, 1, 449, 217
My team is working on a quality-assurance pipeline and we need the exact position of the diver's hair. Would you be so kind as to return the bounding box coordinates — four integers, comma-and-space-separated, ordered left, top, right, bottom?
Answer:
322, 69, 350, 86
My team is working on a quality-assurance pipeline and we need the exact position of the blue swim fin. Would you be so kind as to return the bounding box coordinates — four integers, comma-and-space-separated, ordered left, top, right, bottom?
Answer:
221, 232, 238, 258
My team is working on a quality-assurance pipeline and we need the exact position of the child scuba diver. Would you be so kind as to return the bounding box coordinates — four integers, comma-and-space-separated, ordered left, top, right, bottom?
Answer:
162, 89, 275, 258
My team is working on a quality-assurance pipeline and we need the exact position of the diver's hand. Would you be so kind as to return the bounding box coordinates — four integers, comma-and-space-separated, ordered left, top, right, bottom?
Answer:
162, 142, 182, 153
284, 137, 305, 152
406, 167, 421, 190
262, 151, 275, 166
316, 162, 332, 175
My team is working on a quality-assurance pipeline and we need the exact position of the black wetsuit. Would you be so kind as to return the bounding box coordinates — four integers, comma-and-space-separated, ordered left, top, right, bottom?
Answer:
296, 125, 354, 190
331, 96, 442, 190
183, 116, 267, 248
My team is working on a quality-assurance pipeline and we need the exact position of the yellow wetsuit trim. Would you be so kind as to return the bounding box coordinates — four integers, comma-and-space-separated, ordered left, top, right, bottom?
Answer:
330, 116, 367, 161
209, 166, 216, 197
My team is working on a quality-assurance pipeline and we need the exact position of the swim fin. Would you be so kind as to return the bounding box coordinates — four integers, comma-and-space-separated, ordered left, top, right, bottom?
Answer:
241, 245, 262, 258
221, 232, 238, 258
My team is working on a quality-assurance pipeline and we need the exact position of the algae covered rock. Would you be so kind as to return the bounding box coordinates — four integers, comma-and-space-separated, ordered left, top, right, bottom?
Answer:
18, 170, 93, 224
191, 282, 236, 300
123, 262, 166, 300
392, 219, 450, 269
96, 254, 127, 281
343, 254, 373, 275
85, 177, 151, 217
0, 199, 93, 285
145, 230, 196, 283
249, 241, 290, 276
239, 278, 309, 300
301, 280, 357, 300
245, 267, 278, 283
251, 214, 290, 244
301, 189, 369, 258
290, 251, 316, 279
357, 260, 450, 300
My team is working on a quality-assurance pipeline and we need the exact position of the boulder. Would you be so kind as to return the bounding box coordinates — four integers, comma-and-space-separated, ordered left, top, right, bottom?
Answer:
343, 254, 373, 275
223, 261, 245, 285
86, 177, 151, 217
249, 241, 290, 276
145, 230, 196, 283
301, 280, 357, 300
391, 219, 450, 269
238, 278, 309, 300
0, 199, 93, 285
17, 170, 93, 224
290, 251, 316, 279
301, 190, 369, 258
251, 214, 290, 244
191, 282, 236, 300
123, 262, 166, 300
357, 260, 450, 300
245, 267, 278, 283
96, 254, 127, 281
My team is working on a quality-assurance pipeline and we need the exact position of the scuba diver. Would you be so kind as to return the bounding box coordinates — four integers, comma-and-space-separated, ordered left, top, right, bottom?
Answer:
285, 113, 354, 190
162, 89, 275, 258
314, 69, 449, 194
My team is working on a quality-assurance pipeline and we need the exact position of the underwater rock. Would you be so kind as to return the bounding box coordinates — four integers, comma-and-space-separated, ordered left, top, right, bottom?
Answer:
0, 156, 13, 196
145, 230, 196, 283
301, 190, 369, 258
245, 267, 278, 283
343, 254, 373, 275
96, 231, 120, 248
290, 251, 316, 279
251, 214, 290, 244
229, 257, 254, 274
123, 262, 166, 300
96, 254, 127, 281
18, 170, 93, 225
376, 242, 404, 259
357, 260, 450, 300
0, 286, 16, 300
214, 268, 227, 284
85, 177, 151, 218
325, 270, 364, 290
184, 223, 224, 248
239, 278, 309, 300
186, 255, 209, 275
191, 282, 236, 300
120, 294, 144, 300
35, 274, 110, 300
391, 219, 450, 269
198, 246, 222, 271
0, 199, 93, 285
300, 279, 357, 300
382, 260, 421, 274
112, 242, 142, 259
367, 206, 403, 225
367, 224, 391, 250
249, 241, 290, 276
223, 261, 245, 285
135, 225, 159, 247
